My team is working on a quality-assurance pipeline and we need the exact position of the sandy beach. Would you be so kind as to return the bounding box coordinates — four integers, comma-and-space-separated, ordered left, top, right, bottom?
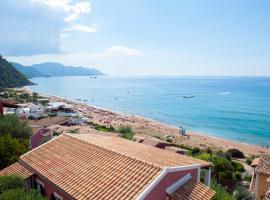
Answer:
20, 87, 270, 156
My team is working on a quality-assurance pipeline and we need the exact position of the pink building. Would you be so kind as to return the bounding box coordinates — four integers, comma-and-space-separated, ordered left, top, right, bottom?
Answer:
1, 133, 215, 200
29, 116, 70, 149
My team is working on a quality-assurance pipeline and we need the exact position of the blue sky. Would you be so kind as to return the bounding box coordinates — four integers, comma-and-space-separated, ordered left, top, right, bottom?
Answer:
1, 0, 270, 75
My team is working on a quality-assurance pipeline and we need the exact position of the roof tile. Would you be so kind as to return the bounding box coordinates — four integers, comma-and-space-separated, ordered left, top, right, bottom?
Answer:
168, 178, 215, 200
0, 162, 33, 179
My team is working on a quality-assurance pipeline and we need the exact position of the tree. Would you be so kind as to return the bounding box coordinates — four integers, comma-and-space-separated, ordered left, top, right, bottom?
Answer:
211, 181, 235, 200
0, 134, 28, 169
0, 176, 46, 200
0, 114, 32, 139
226, 149, 244, 159
0, 175, 23, 194
0, 189, 47, 200
212, 156, 233, 182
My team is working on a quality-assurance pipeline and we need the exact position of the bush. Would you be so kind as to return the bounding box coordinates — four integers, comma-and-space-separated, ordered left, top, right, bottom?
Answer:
211, 181, 235, 200
0, 188, 46, 200
234, 185, 253, 200
0, 135, 28, 169
88, 122, 116, 132
191, 147, 201, 155
118, 125, 134, 140
226, 149, 244, 158
212, 156, 233, 182
243, 174, 252, 182
245, 157, 253, 165
206, 147, 212, 154
196, 153, 212, 162
225, 151, 232, 161
0, 114, 32, 139
118, 125, 132, 134
0, 175, 23, 195
231, 161, 245, 172
233, 172, 242, 182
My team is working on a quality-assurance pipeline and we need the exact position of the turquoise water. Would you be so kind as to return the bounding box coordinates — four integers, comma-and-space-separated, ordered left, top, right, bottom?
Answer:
29, 76, 270, 146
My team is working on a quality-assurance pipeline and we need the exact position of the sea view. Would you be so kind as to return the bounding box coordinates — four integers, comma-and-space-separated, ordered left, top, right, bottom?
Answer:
29, 76, 270, 146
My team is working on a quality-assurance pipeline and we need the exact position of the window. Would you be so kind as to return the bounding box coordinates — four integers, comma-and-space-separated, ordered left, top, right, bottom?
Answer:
51, 192, 63, 200
36, 179, 45, 196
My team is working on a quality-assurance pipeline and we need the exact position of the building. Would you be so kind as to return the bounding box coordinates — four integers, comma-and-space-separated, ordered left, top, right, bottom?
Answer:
0, 99, 19, 116
18, 103, 46, 119
28, 116, 70, 149
250, 154, 270, 199
0, 133, 215, 200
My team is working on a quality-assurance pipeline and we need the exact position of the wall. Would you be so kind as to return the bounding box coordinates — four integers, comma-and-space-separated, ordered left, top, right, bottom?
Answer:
30, 128, 50, 149
256, 173, 270, 200
144, 168, 198, 200
35, 175, 70, 200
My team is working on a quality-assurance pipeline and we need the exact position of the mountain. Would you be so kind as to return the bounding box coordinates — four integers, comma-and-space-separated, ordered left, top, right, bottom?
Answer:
12, 62, 105, 78
12, 62, 43, 78
32, 62, 105, 77
0, 56, 32, 89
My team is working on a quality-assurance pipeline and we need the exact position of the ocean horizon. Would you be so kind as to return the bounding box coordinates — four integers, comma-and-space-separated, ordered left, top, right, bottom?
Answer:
29, 76, 270, 146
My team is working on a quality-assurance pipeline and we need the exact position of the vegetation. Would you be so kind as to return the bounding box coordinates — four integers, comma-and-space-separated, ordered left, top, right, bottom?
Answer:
0, 134, 28, 169
233, 185, 254, 200
12, 62, 43, 78
0, 175, 23, 194
0, 176, 46, 200
226, 148, 244, 159
0, 55, 32, 89
0, 115, 31, 169
0, 114, 32, 139
66, 128, 80, 134
0, 89, 48, 105
88, 122, 134, 140
89, 122, 116, 132
211, 182, 235, 200
118, 125, 134, 140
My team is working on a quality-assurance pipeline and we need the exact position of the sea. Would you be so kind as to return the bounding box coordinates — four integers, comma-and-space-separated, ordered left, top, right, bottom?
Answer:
29, 76, 270, 146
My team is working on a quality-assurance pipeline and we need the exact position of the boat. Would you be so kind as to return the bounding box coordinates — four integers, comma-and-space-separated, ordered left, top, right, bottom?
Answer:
183, 95, 195, 98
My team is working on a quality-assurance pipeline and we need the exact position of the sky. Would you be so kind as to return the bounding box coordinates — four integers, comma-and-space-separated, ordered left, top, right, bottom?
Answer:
1, 0, 270, 76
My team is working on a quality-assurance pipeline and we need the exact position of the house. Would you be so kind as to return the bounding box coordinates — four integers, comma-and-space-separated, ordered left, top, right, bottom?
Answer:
0, 99, 19, 116
46, 102, 78, 117
0, 133, 215, 200
28, 116, 70, 149
18, 103, 46, 119
250, 154, 270, 199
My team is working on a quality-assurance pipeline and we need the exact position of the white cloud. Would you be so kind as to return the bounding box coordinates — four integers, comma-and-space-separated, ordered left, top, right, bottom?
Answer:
31, 0, 91, 21
7, 46, 146, 64
97, 46, 145, 58
62, 24, 97, 33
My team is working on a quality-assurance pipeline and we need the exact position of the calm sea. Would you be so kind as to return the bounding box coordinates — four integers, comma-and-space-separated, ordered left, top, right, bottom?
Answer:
29, 76, 270, 146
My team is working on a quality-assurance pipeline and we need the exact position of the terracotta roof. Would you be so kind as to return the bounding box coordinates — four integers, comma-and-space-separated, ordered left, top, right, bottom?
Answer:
20, 134, 161, 200
167, 178, 215, 200
28, 116, 70, 128
251, 157, 260, 167
0, 162, 33, 179
19, 134, 211, 200
0, 99, 19, 108
255, 154, 270, 175
71, 134, 211, 168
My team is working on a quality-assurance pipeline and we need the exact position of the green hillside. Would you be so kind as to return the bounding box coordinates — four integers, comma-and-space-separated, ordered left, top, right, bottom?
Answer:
0, 55, 32, 89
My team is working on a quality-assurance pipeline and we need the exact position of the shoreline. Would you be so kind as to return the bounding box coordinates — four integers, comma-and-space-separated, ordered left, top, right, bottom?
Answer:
22, 86, 270, 156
